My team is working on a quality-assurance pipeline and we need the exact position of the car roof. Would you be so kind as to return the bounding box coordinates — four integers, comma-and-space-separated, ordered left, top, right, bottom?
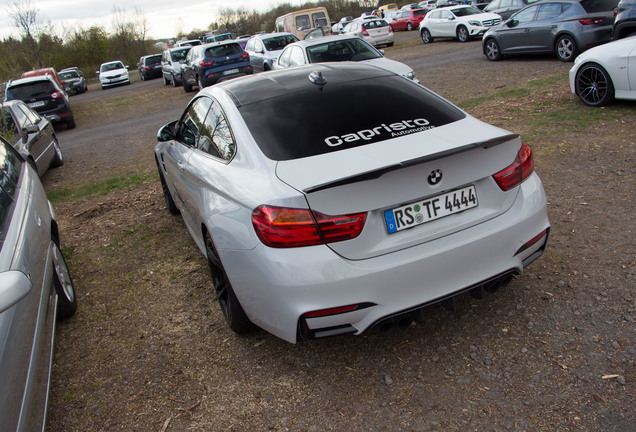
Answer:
215, 63, 394, 108
7, 75, 57, 87
252, 32, 295, 40
1, 99, 27, 109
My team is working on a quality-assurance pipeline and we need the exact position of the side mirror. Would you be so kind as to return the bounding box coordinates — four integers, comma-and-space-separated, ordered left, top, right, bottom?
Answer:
125, 66, 129, 69
448, 16, 455, 21
157, 120, 178, 142
24, 124, 38, 135
0, 271, 33, 314
507, 19, 518, 27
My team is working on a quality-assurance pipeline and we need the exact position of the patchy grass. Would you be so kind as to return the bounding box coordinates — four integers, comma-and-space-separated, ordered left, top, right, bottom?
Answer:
47, 172, 157, 204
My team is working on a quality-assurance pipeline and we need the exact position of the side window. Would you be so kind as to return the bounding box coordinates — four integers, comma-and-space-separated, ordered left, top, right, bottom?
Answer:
296, 14, 310, 30
11, 105, 30, 128
440, 11, 452, 19
0, 109, 20, 143
255, 40, 264, 52
536, 3, 563, 20
513, 5, 539, 22
289, 46, 306, 66
178, 97, 213, 147
17, 105, 39, 125
197, 101, 236, 161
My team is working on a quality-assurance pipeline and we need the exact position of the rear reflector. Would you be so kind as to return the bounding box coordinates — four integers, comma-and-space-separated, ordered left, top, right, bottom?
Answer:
515, 228, 549, 256
252, 205, 367, 248
304, 304, 359, 318
492, 143, 534, 191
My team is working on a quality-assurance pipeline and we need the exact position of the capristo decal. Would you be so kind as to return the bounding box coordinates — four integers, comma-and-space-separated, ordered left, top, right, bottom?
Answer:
324, 119, 435, 147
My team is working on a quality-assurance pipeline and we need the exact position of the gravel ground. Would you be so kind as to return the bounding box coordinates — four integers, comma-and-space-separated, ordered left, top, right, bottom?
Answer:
44, 32, 635, 431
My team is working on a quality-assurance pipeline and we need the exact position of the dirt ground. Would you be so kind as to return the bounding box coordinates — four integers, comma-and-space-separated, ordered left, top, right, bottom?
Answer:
44, 36, 634, 431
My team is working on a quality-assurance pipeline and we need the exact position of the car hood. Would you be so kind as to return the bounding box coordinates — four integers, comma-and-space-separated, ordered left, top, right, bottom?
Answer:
101, 68, 128, 78
362, 57, 416, 80
458, 12, 502, 23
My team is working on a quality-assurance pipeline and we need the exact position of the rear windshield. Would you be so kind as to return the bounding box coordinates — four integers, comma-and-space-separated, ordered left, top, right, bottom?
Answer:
363, 20, 389, 28
414, 9, 427, 16
145, 55, 161, 65
59, 71, 78, 79
238, 75, 465, 161
170, 48, 190, 61
580, 0, 620, 12
264, 35, 299, 51
206, 43, 242, 58
6, 81, 55, 100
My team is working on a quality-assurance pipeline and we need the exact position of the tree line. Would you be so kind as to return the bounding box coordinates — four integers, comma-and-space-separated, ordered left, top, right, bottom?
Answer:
0, 0, 379, 84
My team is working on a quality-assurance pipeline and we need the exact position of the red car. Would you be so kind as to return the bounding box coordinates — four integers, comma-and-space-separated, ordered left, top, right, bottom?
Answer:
388, 8, 427, 31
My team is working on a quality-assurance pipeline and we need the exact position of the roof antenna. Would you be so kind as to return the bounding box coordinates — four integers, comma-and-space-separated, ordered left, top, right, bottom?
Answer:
308, 71, 327, 87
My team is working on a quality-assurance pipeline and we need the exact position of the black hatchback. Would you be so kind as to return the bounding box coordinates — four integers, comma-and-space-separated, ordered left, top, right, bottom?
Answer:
5, 75, 75, 129
138, 54, 163, 80
181, 41, 253, 92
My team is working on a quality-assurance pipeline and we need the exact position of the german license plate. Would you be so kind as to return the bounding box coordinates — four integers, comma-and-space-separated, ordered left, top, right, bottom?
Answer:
223, 68, 239, 76
384, 185, 478, 234
29, 101, 46, 108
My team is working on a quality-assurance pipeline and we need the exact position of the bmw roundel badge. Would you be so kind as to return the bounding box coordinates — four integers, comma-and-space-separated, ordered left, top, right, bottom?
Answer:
428, 169, 443, 185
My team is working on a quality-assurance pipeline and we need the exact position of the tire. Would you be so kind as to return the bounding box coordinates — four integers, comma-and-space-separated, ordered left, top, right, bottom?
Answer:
139, 72, 145, 81
205, 231, 253, 334
421, 28, 433, 44
66, 119, 76, 129
157, 167, 179, 215
555, 35, 578, 62
263, 63, 270, 71
407, 22, 413, 31
484, 38, 502, 61
183, 78, 193, 92
197, 74, 205, 89
163, 75, 169, 85
386, 42, 394, 47
52, 241, 77, 319
575, 63, 614, 107
50, 137, 64, 168
457, 26, 469, 42
172, 74, 178, 87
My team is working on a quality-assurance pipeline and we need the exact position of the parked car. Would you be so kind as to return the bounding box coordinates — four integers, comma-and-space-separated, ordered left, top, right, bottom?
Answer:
0, 100, 63, 176
342, 18, 395, 46
21, 67, 64, 89
154, 63, 550, 343
482, 0, 619, 62
483, 0, 541, 20
138, 54, 163, 80
204, 33, 233, 43
4, 75, 75, 129
613, 0, 636, 39
235, 34, 251, 49
161, 46, 191, 87
418, 0, 438, 11
274, 35, 419, 82
419, 5, 503, 43
245, 33, 300, 72
332, 16, 354, 33
569, 34, 636, 105
388, 8, 428, 31
0, 134, 76, 431
175, 39, 202, 47
181, 41, 253, 92
58, 67, 88, 94
97, 61, 130, 89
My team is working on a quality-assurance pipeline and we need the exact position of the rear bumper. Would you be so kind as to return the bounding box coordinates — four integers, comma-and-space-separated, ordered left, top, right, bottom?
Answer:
203, 66, 253, 86
220, 173, 550, 343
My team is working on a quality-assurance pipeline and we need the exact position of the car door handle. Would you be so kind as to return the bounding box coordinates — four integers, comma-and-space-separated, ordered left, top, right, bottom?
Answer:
177, 162, 186, 172
524, 29, 530, 32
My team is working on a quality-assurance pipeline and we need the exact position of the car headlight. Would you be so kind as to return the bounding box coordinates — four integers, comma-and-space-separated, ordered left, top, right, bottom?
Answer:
468, 20, 481, 26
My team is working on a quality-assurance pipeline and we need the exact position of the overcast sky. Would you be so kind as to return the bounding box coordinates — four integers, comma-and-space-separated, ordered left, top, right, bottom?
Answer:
0, 0, 291, 40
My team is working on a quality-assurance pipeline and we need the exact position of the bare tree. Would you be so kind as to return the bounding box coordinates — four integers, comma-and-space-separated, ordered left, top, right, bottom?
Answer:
9, 0, 42, 67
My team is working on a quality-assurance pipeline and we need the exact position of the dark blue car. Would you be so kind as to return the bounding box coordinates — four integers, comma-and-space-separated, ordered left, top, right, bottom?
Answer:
181, 41, 253, 92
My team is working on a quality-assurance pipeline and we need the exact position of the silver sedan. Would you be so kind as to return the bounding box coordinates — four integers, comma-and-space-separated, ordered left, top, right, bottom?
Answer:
0, 135, 76, 430
155, 63, 549, 343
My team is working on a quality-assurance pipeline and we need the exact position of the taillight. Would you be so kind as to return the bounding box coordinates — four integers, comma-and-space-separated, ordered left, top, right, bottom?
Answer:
492, 143, 535, 191
240, 52, 249, 59
252, 205, 367, 248
388, 25, 393, 33
200, 60, 215, 67
579, 17, 606, 25
362, 27, 370, 36
51, 91, 64, 99
144, 66, 150, 70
